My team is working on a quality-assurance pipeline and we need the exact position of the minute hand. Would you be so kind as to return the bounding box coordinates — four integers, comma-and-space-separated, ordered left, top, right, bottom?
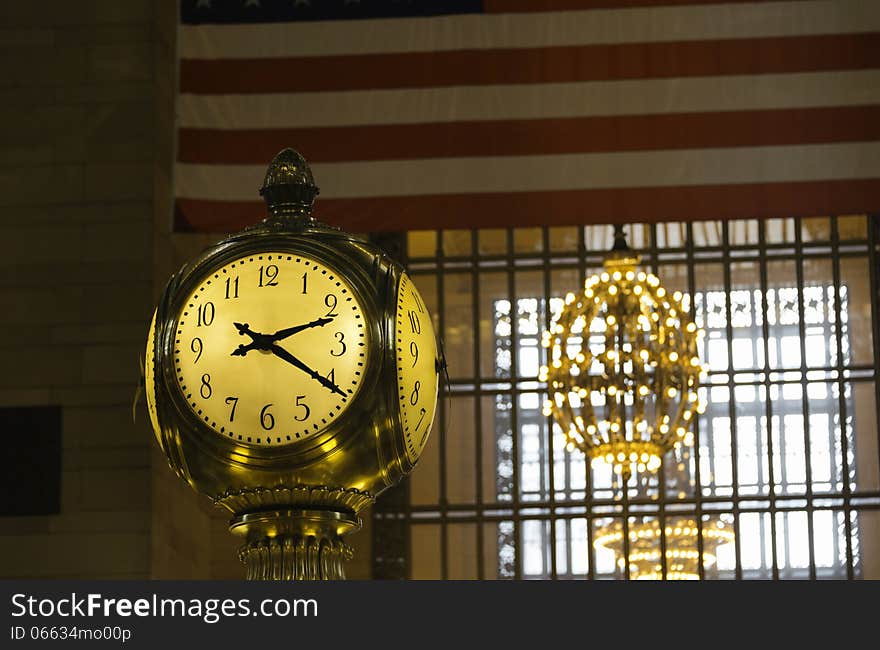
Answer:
269, 317, 333, 342
268, 344, 346, 397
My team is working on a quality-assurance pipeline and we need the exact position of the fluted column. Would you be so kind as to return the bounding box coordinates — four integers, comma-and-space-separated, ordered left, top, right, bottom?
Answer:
229, 509, 360, 581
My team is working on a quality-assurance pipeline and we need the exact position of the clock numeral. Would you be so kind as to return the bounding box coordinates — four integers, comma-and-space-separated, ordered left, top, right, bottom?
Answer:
294, 395, 310, 422
197, 302, 215, 327
408, 310, 421, 334
415, 407, 427, 432
260, 404, 275, 430
191, 337, 203, 363
326, 368, 336, 385
301, 272, 308, 294
259, 264, 279, 287
412, 289, 425, 314
200, 373, 212, 399
410, 380, 421, 406
324, 293, 338, 317
409, 341, 419, 367
330, 332, 346, 357
225, 276, 239, 299
225, 396, 238, 421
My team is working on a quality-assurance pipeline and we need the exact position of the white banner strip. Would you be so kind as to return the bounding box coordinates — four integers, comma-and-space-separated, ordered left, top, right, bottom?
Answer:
177, 70, 880, 130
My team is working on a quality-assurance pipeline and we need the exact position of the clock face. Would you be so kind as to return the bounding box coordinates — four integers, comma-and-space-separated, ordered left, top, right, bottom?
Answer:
172, 252, 368, 446
395, 273, 439, 464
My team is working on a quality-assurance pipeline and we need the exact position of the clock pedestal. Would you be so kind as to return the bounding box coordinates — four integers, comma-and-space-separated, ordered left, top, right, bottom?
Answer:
216, 485, 373, 580
231, 510, 359, 580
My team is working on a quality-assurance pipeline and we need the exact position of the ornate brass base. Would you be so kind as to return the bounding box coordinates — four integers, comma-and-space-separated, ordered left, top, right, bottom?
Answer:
230, 509, 361, 580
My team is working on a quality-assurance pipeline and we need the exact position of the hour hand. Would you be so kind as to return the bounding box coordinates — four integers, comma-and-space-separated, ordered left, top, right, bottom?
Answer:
268, 344, 346, 397
269, 317, 334, 342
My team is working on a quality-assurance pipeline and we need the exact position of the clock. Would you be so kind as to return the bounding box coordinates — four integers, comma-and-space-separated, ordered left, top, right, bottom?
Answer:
171, 253, 368, 447
144, 148, 442, 579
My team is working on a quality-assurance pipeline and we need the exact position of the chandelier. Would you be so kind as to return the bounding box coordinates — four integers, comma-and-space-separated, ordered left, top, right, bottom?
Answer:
593, 514, 735, 580
539, 225, 708, 482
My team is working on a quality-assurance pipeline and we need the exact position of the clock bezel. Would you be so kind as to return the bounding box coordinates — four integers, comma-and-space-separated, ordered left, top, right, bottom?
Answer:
153, 231, 385, 469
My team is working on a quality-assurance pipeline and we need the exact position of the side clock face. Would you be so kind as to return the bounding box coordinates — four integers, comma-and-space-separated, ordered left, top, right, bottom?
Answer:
171, 253, 368, 446
145, 310, 161, 440
395, 273, 439, 464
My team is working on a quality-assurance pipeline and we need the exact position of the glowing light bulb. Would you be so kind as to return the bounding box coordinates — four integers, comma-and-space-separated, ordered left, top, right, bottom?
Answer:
575, 353, 585, 363
673, 290, 682, 302
686, 322, 697, 333
666, 386, 677, 398
626, 271, 635, 281
565, 292, 575, 304
638, 385, 650, 397
585, 289, 594, 298
607, 385, 617, 396
552, 359, 562, 369
668, 351, 679, 362
633, 285, 643, 295
606, 350, 617, 361
600, 273, 610, 282
610, 421, 621, 432
608, 285, 618, 295
606, 314, 617, 326
656, 287, 666, 298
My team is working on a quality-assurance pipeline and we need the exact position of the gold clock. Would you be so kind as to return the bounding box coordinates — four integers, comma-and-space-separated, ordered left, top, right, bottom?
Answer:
145, 148, 442, 580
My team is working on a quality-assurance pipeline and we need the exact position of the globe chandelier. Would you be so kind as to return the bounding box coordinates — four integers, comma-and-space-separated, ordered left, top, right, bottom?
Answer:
539, 225, 708, 483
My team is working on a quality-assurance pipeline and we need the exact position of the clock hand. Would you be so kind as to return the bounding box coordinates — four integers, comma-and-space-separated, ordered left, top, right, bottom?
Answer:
231, 341, 263, 357
234, 322, 267, 341
269, 317, 334, 342
268, 344, 347, 397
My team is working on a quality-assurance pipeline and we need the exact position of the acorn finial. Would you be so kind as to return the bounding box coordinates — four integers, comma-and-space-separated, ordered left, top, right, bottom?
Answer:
259, 148, 319, 219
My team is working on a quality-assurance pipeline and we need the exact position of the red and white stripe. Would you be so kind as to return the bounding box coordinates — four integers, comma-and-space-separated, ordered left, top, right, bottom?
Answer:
175, 0, 880, 232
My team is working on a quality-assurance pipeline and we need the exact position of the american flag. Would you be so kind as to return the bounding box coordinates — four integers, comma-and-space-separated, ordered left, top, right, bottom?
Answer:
175, 0, 880, 233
